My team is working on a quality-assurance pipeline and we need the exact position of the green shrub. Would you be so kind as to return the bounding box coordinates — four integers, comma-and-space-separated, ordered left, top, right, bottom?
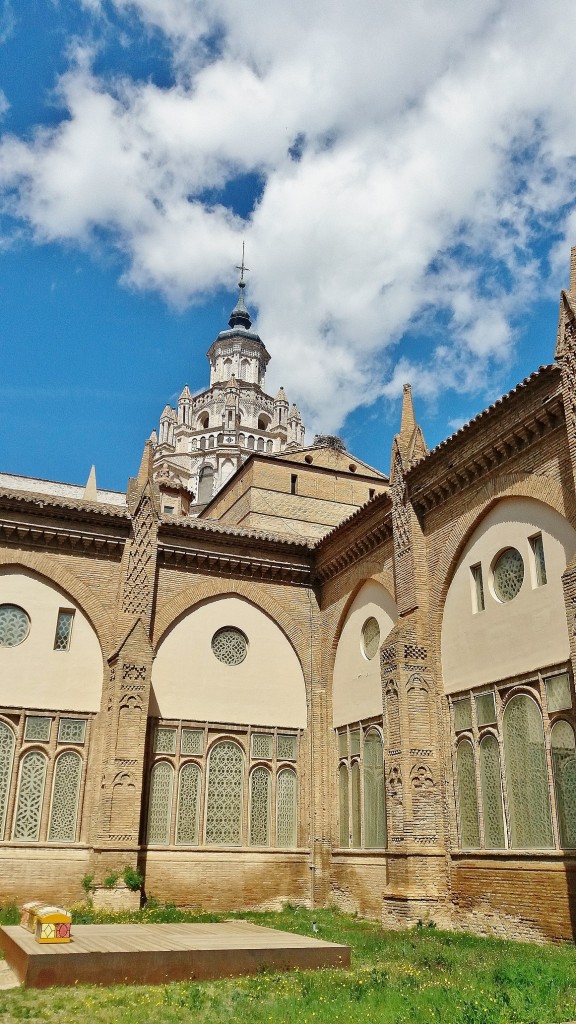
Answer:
123, 866, 144, 892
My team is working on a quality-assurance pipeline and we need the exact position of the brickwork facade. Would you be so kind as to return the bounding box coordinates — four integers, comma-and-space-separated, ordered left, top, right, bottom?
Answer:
2, 256, 576, 942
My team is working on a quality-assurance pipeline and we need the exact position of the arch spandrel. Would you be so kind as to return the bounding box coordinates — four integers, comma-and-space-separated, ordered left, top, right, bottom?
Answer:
332, 579, 398, 728
440, 494, 576, 694
151, 593, 307, 727
0, 564, 105, 712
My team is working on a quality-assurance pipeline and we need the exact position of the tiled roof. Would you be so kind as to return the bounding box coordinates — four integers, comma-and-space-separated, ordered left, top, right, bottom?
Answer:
0, 487, 131, 520
160, 514, 316, 550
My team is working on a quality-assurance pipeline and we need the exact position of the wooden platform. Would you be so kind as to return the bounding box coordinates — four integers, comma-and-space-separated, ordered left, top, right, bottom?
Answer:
0, 921, 350, 988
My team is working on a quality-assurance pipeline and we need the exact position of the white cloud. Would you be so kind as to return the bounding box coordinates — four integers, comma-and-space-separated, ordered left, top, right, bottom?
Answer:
2, 0, 576, 433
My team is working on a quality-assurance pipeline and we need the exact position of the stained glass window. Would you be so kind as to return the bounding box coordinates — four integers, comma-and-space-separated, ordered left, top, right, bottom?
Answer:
456, 740, 480, 848
0, 722, 15, 840
453, 698, 472, 732
545, 672, 572, 713
53, 610, 74, 651
0, 604, 30, 647
503, 695, 553, 848
13, 750, 47, 841
363, 730, 386, 848
362, 617, 380, 660
551, 720, 576, 848
249, 766, 271, 845
530, 534, 547, 587
276, 768, 297, 847
476, 692, 496, 727
211, 628, 248, 666
205, 741, 244, 845
48, 751, 82, 842
252, 734, 273, 759
339, 763, 349, 847
176, 763, 200, 846
493, 548, 524, 602
351, 760, 361, 848
58, 719, 86, 744
479, 735, 505, 848
24, 717, 51, 742
146, 761, 174, 845
181, 729, 204, 755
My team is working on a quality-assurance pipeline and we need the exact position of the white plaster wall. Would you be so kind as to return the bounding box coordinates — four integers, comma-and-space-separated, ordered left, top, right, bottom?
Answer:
332, 580, 398, 727
151, 595, 307, 727
0, 568, 103, 712
441, 498, 576, 694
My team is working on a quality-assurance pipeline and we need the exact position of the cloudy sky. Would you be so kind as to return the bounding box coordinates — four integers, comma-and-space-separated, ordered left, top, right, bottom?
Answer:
1, 0, 575, 489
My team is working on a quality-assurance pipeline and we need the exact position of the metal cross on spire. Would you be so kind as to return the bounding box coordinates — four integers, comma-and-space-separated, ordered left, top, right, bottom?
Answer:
236, 242, 250, 283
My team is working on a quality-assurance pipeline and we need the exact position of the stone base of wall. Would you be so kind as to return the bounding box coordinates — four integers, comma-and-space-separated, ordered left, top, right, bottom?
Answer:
0, 847, 92, 906
91, 885, 141, 912
141, 849, 312, 911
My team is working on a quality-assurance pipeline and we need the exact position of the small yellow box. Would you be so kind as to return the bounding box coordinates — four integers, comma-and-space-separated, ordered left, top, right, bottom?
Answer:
19, 901, 44, 934
33, 905, 72, 944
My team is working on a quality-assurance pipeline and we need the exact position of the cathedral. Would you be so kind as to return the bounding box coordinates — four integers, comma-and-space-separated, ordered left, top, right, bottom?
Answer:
1, 250, 576, 943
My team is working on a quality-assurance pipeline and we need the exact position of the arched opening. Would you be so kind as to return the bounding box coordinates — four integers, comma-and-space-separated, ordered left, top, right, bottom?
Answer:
456, 739, 480, 848
205, 740, 244, 845
249, 765, 271, 846
198, 466, 214, 504
503, 694, 553, 848
176, 762, 201, 846
197, 412, 209, 429
257, 414, 271, 431
146, 761, 174, 845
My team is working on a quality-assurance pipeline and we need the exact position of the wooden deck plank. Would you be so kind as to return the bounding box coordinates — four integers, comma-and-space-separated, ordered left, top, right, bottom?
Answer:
0, 923, 350, 988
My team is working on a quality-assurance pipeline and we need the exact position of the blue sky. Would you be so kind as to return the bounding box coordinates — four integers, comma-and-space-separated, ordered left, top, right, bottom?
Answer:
1, 0, 575, 491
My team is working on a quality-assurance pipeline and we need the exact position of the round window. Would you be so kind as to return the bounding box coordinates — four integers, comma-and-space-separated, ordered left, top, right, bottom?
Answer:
211, 627, 248, 666
0, 604, 30, 647
493, 547, 524, 602
361, 617, 380, 660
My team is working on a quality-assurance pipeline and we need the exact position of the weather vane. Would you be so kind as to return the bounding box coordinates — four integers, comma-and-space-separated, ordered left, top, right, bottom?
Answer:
236, 242, 250, 283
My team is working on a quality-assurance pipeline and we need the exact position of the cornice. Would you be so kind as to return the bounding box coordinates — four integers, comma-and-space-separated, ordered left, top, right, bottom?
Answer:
0, 489, 129, 558
158, 540, 313, 586
407, 370, 564, 516
0, 517, 127, 558
314, 504, 394, 583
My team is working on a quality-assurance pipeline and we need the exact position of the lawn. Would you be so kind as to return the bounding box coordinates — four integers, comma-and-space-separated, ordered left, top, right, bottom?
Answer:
1, 903, 576, 1024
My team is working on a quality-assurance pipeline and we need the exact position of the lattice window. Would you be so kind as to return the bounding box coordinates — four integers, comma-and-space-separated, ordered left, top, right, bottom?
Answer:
493, 548, 524, 602
277, 734, 297, 760
276, 768, 297, 847
361, 617, 380, 660
363, 730, 386, 848
58, 719, 86, 745
475, 692, 496, 727
351, 760, 361, 848
181, 729, 203, 756
349, 730, 360, 756
545, 672, 572, 713
53, 610, 74, 651
338, 732, 348, 758
456, 740, 480, 848
146, 761, 174, 845
479, 735, 505, 848
0, 604, 30, 647
48, 751, 82, 842
154, 727, 177, 755
205, 741, 244, 845
551, 720, 576, 848
211, 627, 248, 666
251, 734, 273, 759
503, 695, 553, 848
13, 750, 47, 841
24, 717, 51, 742
0, 722, 15, 840
453, 698, 472, 732
176, 763, 201, 846
249, 766, 271, 846
339, 763, 349, 847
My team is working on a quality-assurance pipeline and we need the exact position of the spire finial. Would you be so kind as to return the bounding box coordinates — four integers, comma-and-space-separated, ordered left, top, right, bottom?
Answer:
228, 243, 253, 330
236, 241, 250, 285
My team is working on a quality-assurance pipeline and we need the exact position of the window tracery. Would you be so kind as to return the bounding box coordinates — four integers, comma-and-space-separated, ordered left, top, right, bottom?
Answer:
337, 721, 386, 850
146, 761, 173, 845
249, 766, 271, 846
211, 627, 248, 666
13, 751, 47, 841
276, 768, 297, 847
48, 751, 82, 843
0, 722, 15, 840
493, 548, 524, 602
0, 605, 30, 647
176, 762, 201, 846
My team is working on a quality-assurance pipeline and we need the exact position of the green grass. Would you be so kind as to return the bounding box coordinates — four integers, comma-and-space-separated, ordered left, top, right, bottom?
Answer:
1, 904, 576, 1023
